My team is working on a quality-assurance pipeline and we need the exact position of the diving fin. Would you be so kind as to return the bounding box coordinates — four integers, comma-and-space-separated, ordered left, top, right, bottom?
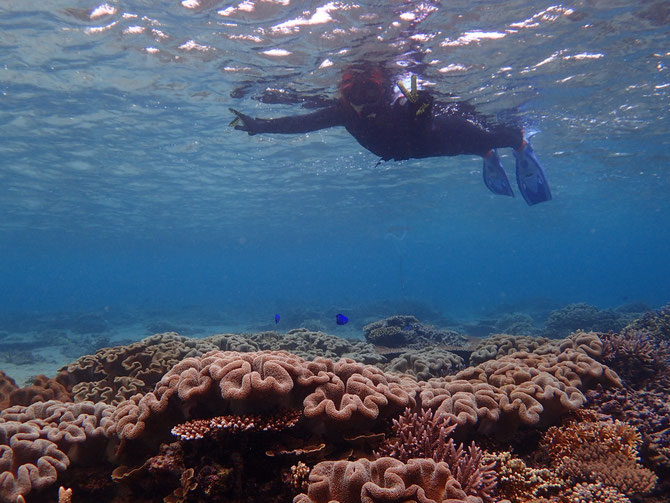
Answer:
482, 149, 514, 197
513, 142, 552, 206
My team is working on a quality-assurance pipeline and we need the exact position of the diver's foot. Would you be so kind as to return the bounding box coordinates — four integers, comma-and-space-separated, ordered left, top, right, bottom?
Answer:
513, 141, 552, 205
482, 149, 514, 197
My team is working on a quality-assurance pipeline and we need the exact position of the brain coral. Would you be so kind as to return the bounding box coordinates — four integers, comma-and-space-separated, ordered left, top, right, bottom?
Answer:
294, 457, 483, 503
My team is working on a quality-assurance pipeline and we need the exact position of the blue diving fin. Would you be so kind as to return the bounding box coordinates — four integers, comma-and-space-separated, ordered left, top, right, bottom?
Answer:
513, 141, 552, 205
482, 149, 514, 197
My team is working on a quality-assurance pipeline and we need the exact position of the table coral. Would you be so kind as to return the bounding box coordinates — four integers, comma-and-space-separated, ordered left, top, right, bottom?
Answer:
171, 409, 302, 440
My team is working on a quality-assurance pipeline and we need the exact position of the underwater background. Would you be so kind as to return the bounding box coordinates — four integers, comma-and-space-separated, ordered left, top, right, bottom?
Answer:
1, 1, 670, 502
1, 0, 669, 323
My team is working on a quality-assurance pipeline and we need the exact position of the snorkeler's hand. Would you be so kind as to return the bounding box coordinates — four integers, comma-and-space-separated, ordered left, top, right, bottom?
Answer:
397, 75, 433, 117
229, 108, 259, 135
410, 90, 433, 117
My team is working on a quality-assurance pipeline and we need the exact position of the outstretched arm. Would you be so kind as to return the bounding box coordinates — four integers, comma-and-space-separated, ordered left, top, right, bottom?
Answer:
229, 105, 345, 135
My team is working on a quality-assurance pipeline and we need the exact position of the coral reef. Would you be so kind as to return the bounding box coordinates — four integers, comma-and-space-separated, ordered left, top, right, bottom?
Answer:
543, 303, 629, 338
294, 457, 483, 503
383, 346, 464, 380
541, 411, 657, 497
0, 372, 18, 410
243, 328, 385, 365
0, 400, 115, 503
624, 302, 670, 340
171, 409, 302, 440
493, 312, 539, 336
486, 450, 564, 502
55, 332, 214, 404
586, 324, 670, 478
363, 315, 465, 347
2, 325, 667, 502
418, 332, 620, 433
469, 334, 549, 366
375, 407, 497, 502
4, 375, 72, 409
110, 350, 414, 459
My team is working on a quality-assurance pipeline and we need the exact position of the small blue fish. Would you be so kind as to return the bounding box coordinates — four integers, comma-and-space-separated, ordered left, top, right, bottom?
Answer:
335, 313, 349, 325
274, 314, 280, 324
404, 325, 412, 331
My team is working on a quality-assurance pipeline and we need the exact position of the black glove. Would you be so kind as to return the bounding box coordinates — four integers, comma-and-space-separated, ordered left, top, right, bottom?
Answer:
229, 108, 259, 135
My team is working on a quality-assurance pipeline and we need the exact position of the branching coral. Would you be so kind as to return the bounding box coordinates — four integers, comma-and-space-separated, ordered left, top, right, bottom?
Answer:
485, 450, 564, 502
600, 330, 669, 381
587, 325, 670, 471
540, 411, 657, 497
625, 302, 670, 341
563, 482, 631, 503
376, 407, 497, 502
543, 303, 627, 338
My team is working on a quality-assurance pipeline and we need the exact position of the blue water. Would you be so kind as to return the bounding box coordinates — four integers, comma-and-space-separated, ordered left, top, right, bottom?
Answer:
1, 0, 669, 327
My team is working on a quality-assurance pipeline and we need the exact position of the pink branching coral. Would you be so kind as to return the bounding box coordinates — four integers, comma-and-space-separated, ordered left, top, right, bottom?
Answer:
376, 407, 497, 502
171, 409, 302, 440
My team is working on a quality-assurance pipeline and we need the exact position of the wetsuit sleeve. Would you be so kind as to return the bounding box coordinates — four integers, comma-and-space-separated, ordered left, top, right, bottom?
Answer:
231, 105, 344, 135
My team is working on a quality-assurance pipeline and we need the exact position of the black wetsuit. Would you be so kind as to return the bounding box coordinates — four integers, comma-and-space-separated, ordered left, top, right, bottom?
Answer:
238, 96, 524, 162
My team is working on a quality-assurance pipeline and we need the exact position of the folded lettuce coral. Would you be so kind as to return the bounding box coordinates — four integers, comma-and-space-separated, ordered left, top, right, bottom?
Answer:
294, 457, 483, 503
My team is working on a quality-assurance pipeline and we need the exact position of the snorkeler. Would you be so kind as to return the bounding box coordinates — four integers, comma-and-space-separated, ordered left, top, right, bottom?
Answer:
229, 64, 551, 205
